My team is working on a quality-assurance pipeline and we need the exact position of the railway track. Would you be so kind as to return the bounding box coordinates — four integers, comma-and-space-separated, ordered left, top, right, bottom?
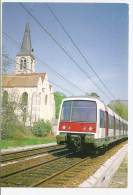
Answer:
1, 144, 66, 164
1, 152, 78, 187
1, 140, 128, 187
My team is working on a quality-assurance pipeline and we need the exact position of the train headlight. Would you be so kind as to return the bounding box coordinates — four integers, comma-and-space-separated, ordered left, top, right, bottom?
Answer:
62, 125, 66, 130
88, 126, 93, 131
83, 126, 86, 131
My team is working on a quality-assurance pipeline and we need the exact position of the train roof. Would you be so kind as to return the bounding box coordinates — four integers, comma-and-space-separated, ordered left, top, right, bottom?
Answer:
64, 96, 104, 103
65, 95, 102, 102
62, 96, 128, 123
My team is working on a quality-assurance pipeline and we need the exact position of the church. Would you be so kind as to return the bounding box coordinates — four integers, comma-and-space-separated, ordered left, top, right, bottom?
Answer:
2, 21, 55, 126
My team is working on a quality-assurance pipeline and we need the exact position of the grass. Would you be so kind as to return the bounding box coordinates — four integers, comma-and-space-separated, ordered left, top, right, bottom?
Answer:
1, 132, 56, 149
117, 154, 128, 173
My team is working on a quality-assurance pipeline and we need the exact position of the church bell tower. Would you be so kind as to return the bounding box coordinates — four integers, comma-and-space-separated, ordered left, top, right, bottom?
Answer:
15, 21, 35, 74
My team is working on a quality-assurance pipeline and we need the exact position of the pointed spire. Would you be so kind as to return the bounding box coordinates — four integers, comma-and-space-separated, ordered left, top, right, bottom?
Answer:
17, 21, 34, 58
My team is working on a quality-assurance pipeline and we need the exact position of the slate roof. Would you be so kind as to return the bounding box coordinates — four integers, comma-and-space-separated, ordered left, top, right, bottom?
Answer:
2, 73, 46, 87
17, 21, 35, 59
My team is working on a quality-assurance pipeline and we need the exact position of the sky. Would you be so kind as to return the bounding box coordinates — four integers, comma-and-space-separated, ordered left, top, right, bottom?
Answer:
2, 2, 129, 105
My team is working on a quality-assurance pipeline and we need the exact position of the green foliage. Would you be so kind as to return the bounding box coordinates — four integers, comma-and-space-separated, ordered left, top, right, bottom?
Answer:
22, 92, 28, 106
2, 98, 22, 140
32, 119, 52, 137
54, 91, 67, 118
1, 119, 26, 140
88, 92, 99, 98
2, 90, 8, 106
1, 91, 30, 140
2, 45, 12, 74
108, 101, 128, 121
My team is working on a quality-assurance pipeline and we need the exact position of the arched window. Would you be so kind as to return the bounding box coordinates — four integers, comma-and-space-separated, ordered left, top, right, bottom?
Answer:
20, 57, 26, 70
24, 60, 26, 69
22, 92, 28, 106
20, 60, 23, 69
2, 90, 8, 107
45, 95, 47, 105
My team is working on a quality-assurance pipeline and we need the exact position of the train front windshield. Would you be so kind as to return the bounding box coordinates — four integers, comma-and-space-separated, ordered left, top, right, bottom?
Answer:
60, 100, 97, 122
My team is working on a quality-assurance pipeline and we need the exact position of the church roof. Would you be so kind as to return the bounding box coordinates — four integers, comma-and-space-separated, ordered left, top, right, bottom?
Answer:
2, 73, 46, 87
17, 21, 35, 59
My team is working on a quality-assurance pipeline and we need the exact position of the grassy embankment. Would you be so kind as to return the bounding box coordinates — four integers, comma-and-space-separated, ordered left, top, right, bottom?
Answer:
1, 130, 56, 149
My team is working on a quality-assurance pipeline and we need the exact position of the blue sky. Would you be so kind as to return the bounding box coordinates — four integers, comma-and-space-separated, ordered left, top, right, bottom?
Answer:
2, 2, 129, 104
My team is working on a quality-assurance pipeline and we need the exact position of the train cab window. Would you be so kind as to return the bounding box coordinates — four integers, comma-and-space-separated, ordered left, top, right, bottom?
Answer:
60, 100, 97, 122
100, 110, 105, 128
71, 100, 96, 122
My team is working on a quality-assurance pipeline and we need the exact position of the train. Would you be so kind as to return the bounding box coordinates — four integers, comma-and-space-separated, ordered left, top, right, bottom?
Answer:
56, 96, 128, 153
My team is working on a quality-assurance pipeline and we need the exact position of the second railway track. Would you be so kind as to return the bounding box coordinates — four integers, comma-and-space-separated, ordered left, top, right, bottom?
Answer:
1, 140, 127, 187
1, 144, 66, 164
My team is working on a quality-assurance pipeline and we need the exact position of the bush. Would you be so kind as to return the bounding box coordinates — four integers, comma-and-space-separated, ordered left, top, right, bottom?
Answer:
1, 121, 26, 140
32, 119, 52, 137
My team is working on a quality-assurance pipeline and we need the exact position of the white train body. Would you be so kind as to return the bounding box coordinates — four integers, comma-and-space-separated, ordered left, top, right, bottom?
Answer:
56, 96, 128, 151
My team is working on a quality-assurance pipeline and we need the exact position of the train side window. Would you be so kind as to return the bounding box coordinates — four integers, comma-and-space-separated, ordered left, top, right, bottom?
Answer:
116, 119, 119, 130
120, 121, 123, 130
100, 110, 105, 128
115, 119, 119, 130
123, 123, 124, 130
108, 114, 113, 129
123, 123, 125, 130
111, 116, 114, 129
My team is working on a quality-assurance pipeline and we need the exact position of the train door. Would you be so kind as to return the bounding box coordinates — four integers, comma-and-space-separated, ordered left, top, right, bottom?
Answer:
113, 116, 116, 136
119, 120, 121, 136
105, 111, 108, 137
123, 122, 125, 136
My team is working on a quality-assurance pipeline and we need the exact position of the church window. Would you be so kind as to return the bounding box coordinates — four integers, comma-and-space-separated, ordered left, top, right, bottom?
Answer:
20, 60, 23, 69
22, 92, 28, 106
20, 58, 27, 70
2, 90, 8, 107
45, 95, 48, 105
24, 60, 26, 69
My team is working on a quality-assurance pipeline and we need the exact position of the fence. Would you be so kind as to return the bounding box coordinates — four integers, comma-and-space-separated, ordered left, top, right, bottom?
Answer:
52, 118, 58, 135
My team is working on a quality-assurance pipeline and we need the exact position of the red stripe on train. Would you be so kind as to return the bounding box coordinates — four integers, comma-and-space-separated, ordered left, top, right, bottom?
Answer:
59, 122, 97, 133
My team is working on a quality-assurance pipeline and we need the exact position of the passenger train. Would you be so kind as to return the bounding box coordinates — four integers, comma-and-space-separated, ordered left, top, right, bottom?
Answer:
56, 96, 128, 153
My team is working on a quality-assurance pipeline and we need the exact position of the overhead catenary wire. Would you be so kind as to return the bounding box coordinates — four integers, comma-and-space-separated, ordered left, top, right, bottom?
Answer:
2, 54, 74, 96
2, 32, 86, 95
19, 3, 111, 101
45, 3, 116, 100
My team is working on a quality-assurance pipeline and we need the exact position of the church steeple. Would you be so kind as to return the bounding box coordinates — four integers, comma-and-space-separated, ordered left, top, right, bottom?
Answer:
15, 21, 35, 74
17, 21, 34, 57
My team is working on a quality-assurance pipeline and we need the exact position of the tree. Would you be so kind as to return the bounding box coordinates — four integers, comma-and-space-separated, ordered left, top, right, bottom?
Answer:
54, 91, 67, 119
1, 90, 31, 139
2, 45, 12, 74
108, 101, 128, 121
88, 92, 99, 98
2, 91, 22, 139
